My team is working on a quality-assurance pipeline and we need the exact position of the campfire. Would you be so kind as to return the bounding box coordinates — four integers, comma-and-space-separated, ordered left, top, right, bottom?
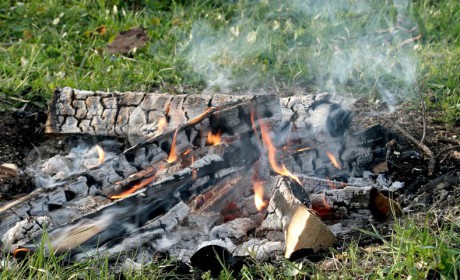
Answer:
1, 88, 402, 270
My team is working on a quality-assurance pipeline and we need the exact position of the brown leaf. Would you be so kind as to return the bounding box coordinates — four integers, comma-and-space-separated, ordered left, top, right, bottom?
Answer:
95, 25, 107, 35
107, 27, 150, 55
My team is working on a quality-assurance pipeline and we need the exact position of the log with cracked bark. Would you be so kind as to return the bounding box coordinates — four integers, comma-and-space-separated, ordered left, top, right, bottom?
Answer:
0, 94, 280, 239
46, 88, 349, 142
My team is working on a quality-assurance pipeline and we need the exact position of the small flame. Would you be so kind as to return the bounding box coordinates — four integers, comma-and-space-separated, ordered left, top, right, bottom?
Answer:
326, 151, 342, 169
167, 128, 179, 163
253, 181, 268, 211
259, 120, 301, 185
207, 130, 222, 146
187, 107, 213, 125
157, 117, 168, 134
110, 175, 157, 199
94, 145, 105, 164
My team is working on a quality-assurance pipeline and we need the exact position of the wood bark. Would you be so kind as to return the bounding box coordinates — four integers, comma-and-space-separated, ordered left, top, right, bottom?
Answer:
46, 88, 345, 140
1, 94, 279, 239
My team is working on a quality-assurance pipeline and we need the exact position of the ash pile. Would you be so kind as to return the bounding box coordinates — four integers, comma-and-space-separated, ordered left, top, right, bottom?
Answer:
0, 88, 403, 273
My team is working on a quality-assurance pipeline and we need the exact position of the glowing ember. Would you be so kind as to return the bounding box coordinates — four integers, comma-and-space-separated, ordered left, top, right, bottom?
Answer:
253, 181, 268, 211
157, 117, 168, 134
297, 147, 312, 152
326, 151, 342, 169
312, 194, 333, 218
187, 107, 213, 125
259, 120, 301, 185
167, 128, 179, 163
12, 247, 30, 258
95, 145, 105, 164
110, 175, 157, 199
206, 130, 222, 146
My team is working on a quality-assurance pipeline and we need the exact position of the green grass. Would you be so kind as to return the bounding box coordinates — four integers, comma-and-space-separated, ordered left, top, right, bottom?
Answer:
0, 0, 459, 278
1, 214, 458, 279
0, 0, 458, 122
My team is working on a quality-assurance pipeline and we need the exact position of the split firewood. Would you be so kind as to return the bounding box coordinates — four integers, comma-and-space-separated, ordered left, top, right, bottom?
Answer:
0, 163, 19, 179
284, 204, 336, 258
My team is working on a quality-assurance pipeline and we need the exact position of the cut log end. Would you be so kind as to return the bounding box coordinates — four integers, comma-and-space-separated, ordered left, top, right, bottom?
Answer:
284, 205, 336, 258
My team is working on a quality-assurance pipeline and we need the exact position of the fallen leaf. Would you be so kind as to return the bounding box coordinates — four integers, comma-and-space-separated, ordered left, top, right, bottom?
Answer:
107, 27, 150, 54
95, 25, 107, 35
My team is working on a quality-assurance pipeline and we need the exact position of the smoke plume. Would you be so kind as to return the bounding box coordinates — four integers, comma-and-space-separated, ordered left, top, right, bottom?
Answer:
179, 0, 419, 110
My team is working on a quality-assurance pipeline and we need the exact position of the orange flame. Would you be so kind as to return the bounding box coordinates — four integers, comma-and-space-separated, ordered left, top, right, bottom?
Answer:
157, 117, 168, 134
167, 128, 179, 163
110, 175, 157, 199
259, 120, 301, 185
187, 107, 213, 125
95, 145, 105, 164
253, 181, 268, 211
326, 151, 342, 169
207, 130, 222, 146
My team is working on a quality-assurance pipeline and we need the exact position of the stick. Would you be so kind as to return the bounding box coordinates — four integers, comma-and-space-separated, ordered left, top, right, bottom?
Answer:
399, 34, 422, 48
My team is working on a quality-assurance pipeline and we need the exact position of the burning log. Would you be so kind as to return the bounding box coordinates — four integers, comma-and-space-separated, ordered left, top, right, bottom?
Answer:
46, 88, 350, 142
46, 87, 257, 139
0, 94, 280, 238
309, 186, 401, 221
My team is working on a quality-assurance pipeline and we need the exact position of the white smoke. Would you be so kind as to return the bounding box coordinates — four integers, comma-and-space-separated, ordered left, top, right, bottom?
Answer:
179, 0, 419, 109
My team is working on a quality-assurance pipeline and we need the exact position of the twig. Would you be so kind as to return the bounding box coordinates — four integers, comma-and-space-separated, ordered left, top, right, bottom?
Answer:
399, 34, 422, 48
390, 122, 433, 158
414, 82, 427, 145
438, 137, 460, 145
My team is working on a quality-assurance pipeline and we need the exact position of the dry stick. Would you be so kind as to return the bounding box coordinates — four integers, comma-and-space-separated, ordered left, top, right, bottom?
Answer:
438, 138, 460, 145
432, 145, 460, 162
414, 82, 427, 145
399, 34, 422, 48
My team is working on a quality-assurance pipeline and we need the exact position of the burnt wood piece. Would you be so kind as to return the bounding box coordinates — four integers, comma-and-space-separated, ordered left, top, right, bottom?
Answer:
46, 88, 347, 140
309, 186, 401, 221
281, 124, 386, 180
14, 148, 259, 258
0, 95, 280, 239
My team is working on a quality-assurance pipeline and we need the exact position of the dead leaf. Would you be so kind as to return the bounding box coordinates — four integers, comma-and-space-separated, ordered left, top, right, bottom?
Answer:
107, 27, 150, 55
95, 25, 107, 35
